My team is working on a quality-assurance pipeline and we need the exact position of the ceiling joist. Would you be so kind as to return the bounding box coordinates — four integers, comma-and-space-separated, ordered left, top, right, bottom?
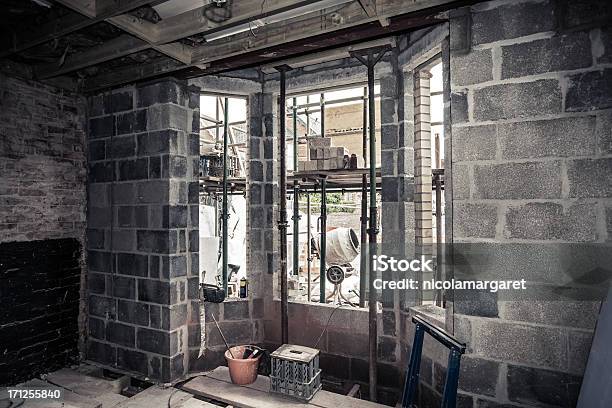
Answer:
83, 0, 452, 92
2, 0, 462, 91
0, 0, 154, 57
34, 35, 149, 79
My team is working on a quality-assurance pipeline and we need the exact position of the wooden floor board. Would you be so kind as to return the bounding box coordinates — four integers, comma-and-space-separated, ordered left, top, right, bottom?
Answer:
183, 367, 387, 408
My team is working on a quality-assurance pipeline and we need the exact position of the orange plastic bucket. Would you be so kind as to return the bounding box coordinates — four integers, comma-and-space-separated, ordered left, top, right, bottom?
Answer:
225, 345, 262, 385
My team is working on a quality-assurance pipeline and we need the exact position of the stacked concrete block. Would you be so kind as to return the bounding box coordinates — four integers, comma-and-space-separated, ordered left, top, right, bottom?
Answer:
298, 137, 357, 171
192, 91, 271, 369
438, 1, 612, 407
86, 78, 200, 383
377, 54, 415, 400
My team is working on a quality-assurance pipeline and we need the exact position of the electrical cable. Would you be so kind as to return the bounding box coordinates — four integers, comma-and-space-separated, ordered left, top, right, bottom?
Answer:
313, 303, 343, 348
167, 388, 180, 408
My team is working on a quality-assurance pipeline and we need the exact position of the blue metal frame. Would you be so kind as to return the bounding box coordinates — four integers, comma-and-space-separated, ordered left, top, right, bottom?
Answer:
401, 315, 466, 408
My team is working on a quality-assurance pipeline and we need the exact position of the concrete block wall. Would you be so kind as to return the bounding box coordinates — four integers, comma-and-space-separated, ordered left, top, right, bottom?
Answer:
0, 72, 87, 385
191, 88, 270, 372
444, 0, 612, 407
187, 75, 268, 373
260, 58, 407, 405
86, 78, 201, 382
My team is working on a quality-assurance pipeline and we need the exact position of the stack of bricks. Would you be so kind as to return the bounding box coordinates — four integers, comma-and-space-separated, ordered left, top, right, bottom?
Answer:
297, 137, 363, 171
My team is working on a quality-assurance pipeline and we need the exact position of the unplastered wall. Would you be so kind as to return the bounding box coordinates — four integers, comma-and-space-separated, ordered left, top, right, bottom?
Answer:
261, 57, 410, 405
0, 71, 87, 385
0, 72, 87, 243
187, 74, 268, 372
440, 0, 612, 407
86, 78, 201, 382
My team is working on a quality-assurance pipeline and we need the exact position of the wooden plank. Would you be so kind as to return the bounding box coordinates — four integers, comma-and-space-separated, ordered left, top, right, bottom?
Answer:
115, 386, 193, 408
357, 0, 377, 18
34, 35, 149, 79
95, 393, 129, 408
0, 11, 90, 57
180, 398, 225, 408
183, 375, 312, 408
191, 1, 370, 65
260, 38, 394, 73
185, 367, 388, 408
55, 0, 96, 18
83, 58, 184, 92
154, 0, 317, 45
45, 368, 117, 398
83, 0, 456, 90
52, 1, 317, 77
190, 0, 454, 65
15, 379, 102, 408
107, 14, 193, 64
0, 0, 156, 57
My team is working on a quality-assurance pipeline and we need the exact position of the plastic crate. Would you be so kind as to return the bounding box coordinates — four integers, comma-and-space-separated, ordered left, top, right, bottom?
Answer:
270, 344, 321, 401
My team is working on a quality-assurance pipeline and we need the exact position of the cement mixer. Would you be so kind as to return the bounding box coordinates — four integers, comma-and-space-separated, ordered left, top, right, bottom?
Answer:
311, 227, 360, 305
313, 227, 360, 266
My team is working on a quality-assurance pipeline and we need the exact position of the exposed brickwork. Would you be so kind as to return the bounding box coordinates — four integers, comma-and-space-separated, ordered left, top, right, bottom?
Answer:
86, 78, 200, 382
0, 238, 82, 386
0, 73, 86, 243
0, 73, 87, 385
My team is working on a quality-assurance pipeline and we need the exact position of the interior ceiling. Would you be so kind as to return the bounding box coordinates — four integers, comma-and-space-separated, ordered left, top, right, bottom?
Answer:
0, 0, 469, 92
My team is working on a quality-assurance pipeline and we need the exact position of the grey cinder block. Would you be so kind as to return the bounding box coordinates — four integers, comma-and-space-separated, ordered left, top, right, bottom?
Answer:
565, 69, 612, 112
499, 117, 596, 159
471, 0, 555, 45
473, 80, 562, 121
473, 161, 562, 200
501, 32, 591, 79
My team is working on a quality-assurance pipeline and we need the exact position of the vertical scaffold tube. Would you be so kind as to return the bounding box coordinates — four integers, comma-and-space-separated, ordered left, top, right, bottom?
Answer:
222, 97, 229, 294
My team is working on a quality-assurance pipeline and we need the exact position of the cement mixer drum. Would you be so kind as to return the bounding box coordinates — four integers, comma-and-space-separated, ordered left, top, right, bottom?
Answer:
318, 227, 360, 266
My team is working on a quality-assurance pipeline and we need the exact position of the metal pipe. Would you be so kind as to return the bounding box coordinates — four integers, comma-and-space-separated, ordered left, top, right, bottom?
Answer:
293, 98, 298, 170
320, 93, 325, 137
351, 47, 388, 403
319, 92, 326, 303
366, 58, 378, 403
222, 97, 229, 294
306, 193, 312, 301
215, 97, 220, 143
319, 176, 327, 303
435, 171, 443, 307
293, 97, 300, 277
293, 181, 300, 277
306, 95, 310, 136
359, 86, 368, 308
276, 65, 291, 345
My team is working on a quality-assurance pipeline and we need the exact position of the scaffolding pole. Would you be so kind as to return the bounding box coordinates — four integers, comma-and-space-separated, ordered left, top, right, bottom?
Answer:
222, 97, 229, 294
359, 86, 368, 308
306, 193, 312, 302
319, 92, 327, 304
293, 97, 300, 277
276, 65, 291, 345
319, 177, 327, 304
434, 169, 444, 307
352, 46, 389, 403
